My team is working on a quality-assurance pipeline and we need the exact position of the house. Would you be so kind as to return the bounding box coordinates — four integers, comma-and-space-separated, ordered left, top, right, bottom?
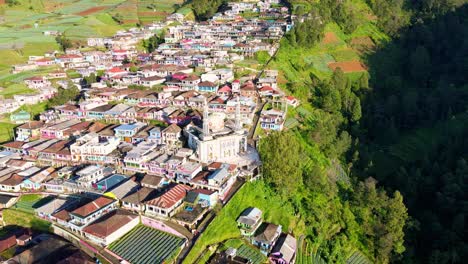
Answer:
147, 127, 163, 144
191, 188, 218, 207
252, 223, 282, 254
82, 210, 139, 246
138, 76, 166, 87
0, 194, 18, 209
237, 207, 262, 237
0, 173, 24, 192
240, 81, 258, 100
175, 161, 203, 182
123, 141, 160, 172
270, 234, 297, 264
162, 123, 182, 147
16, 121, 44, 141
114, 122, 146, 142
22, 167, 55, 190
70, 133, 121, 164
198, 81, 218, 93
68, 196, 118, 232
201, 68, 234, 84
0, 98, 20, 114
285, 95, 299, 107
121, 187, 155, 212
35, 197, 76, 220
40, 119, 81, 139
140, 174, 165, 189
24, 76, 51, 89
145, 184, 191, 218
75, 165, 114, 188
0, 234, 17, 254
92, 174, 127, 192
10, 110, 31, 124
260, 109, 285, 131
217, 85, 232, 97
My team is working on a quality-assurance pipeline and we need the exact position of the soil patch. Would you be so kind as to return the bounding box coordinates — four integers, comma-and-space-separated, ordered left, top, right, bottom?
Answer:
328, 61, 367, 73
75, 6, 108, 16
322, 32, 339, 44
137, 11, 168, 17
350, 36, 376, 54
123, 19, 139, 24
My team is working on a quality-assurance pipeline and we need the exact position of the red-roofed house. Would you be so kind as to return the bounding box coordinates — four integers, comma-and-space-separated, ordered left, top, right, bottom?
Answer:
68, 196, 118, 233
145, 184, 191, 217
24, 76, 51, 89
35, 58, 56, 66
285, 96, 299, 107
82, 210, 138, 246
258, 85, 275, 97
106, 67, 127, 78
217, 85, 232, 96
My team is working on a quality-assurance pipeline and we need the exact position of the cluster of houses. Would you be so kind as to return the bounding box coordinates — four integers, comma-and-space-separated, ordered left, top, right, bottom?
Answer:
0, 0, 302, 262
233, 207, 296, 264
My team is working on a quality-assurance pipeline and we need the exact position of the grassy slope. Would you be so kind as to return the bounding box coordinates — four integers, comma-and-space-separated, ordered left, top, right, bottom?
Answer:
183, 181, 305, 264
2, 209, 51, 233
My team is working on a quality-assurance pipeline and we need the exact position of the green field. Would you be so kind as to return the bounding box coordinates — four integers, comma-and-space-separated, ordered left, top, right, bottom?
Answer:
13, 194, 54, 213
0, 84, 36, 99
2, 209, 52, 233
0, 122, 17, 143
0, 0, 185, 69
183, 180, 304, 264
108, 225, 185, 263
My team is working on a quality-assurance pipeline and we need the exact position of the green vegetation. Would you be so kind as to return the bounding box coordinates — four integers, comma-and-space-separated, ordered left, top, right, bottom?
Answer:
2, 209, 51, 233
108, 225, 185, 263
183, 180, 302, 263
0, 122, 17, 143
356, 4, 468, 263
13, 194, 54, 213
142, 31, 165, 53
189, 0, 224, 20
0, 84, 35, 99
55, 35, 73, 52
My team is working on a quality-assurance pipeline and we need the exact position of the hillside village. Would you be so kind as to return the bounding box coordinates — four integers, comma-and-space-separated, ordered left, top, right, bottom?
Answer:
0, 0, 300, 263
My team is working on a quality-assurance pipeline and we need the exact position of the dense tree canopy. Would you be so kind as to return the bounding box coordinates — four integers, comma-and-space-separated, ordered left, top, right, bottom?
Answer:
358, 3, 468, 263
191, 0, 225, 20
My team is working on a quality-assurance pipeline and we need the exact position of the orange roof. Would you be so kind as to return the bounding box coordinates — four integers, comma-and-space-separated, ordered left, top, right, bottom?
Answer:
71, 196, 115, 218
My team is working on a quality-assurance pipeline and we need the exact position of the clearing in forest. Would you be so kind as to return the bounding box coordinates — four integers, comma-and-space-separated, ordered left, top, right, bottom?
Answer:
328, 61, 367, 73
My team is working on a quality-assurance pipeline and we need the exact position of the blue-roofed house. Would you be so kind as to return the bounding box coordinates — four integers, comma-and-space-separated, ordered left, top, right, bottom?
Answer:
148, 127, 163, 145
114, 122, 146, 142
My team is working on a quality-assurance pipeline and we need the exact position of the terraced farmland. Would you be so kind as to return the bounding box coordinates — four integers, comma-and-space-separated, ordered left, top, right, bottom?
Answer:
236, 244, 266, 264
108, 225, 185, 264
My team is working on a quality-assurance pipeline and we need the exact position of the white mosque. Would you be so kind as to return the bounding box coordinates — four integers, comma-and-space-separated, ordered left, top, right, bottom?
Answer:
185, 97, 248, 164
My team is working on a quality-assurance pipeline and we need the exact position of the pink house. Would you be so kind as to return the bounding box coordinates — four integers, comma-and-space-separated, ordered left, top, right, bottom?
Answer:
35, 58, 56, 66
217, 85, 232, 97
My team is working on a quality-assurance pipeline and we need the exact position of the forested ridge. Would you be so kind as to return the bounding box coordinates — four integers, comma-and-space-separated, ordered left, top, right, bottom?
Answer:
186, 0, 468, 263
359, 3, 468, 263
